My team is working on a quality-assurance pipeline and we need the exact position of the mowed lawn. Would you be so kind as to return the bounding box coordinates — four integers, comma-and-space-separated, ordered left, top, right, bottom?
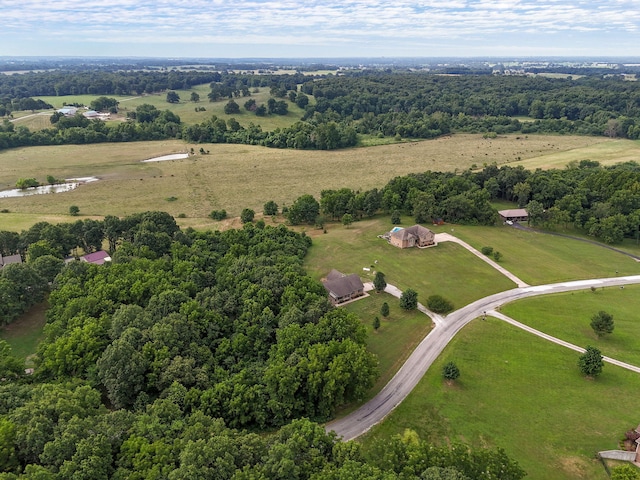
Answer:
0, 134, 606, 223
360, 318, 640, 480
0, 300, 48, 366
500, 285, 640, 366
432, 224, 640, 285
343, 292, 433, 401
304, 218, 516, 309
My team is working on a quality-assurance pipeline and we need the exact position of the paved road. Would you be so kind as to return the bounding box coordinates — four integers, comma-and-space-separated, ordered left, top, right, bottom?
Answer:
325, 275, 640, 441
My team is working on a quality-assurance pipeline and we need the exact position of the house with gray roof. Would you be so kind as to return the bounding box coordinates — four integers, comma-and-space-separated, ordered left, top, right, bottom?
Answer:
322, 270, 365, 305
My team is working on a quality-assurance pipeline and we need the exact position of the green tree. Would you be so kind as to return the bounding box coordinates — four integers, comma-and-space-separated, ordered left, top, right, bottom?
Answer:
380, 302, 389, 317
342, 213, 354, 228
190, 92, 200, 102
492, 251, 502, 262
224, 100, 240, 115
69, 205, 80, 216
578, 345, 604, 378
373, 316, 381, 331
16, 178, 39, 189
526, 200, 545, 226
373, 271, 387, 293
263, 201, 278, 216
400, 289, 418, 310
240, 208, 255, 224
391, 210, 401, 225
590, 310, 614, 337
287, 194, 320, 225
442, 361, 460, 382
46, 175, 58, 185
166, 91, 180, 103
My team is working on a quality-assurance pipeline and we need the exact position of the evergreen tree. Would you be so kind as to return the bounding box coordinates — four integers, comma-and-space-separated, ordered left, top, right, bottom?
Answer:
373, 271, 387, 293
380, 302, 389, 317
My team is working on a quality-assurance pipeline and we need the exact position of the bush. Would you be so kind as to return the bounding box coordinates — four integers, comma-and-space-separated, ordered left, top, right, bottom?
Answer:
427, 295, 454, 314
481, 246, 493, 256
69, 205, 80, 216
400, 289, 418, 310
263, 201, 278, 216
209, 210, 227, 221
391, 210, 401, 225
442, 361, 460, 381
240, 208, 255, 224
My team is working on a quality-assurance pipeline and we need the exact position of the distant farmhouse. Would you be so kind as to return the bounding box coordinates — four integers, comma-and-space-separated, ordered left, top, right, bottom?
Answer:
0, 254, 22, 269
498, 208, 528, 223
382, 225, 436, 249
322, 269, 365, 305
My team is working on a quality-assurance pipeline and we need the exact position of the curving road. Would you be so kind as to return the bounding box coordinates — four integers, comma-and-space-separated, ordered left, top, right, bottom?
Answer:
326, 275, 640, 441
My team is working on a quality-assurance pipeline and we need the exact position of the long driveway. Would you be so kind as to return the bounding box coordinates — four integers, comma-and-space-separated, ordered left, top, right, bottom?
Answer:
326, 275, 640, 441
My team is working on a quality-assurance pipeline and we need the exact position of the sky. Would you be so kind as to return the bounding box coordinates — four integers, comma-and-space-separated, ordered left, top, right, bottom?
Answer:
2, 0, 640, 59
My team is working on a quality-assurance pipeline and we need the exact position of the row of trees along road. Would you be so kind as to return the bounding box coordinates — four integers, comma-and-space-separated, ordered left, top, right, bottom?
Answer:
0, 211, 525, 478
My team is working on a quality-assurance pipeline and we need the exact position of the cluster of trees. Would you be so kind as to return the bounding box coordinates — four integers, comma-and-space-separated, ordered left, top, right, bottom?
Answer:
299, 73, 640, 140
21, 216, 376, 429
0, 386, 525, 479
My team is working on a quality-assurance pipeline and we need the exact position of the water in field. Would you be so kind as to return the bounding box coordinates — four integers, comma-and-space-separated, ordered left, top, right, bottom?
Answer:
0, 177, 99, 198
141, 153, 189, 162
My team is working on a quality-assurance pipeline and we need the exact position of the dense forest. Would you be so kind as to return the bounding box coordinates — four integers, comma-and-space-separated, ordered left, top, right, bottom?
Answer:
3, 70, 640, 152
0, 211, 525, 479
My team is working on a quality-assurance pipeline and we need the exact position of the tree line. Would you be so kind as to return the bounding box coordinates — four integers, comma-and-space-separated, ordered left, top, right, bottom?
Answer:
4, 70, 640, 152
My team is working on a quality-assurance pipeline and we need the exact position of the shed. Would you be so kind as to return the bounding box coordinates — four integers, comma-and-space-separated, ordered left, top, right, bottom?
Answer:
81, 250, 111, 265
498, 208, 529, 222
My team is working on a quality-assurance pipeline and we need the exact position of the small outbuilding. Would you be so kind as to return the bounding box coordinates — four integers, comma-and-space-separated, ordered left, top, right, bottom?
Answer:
498, 208, 528, 223
387, 225, 436, 249
81, 250, 111, 265
0, 254, 22, 268
322, 269, 365, 305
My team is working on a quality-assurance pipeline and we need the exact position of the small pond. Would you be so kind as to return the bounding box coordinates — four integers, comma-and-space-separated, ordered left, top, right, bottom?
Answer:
0, 177, 99, 199
141, 153, 189, 163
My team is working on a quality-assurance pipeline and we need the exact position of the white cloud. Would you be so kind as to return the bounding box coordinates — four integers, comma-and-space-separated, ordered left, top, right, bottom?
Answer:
2, 0, 640, 56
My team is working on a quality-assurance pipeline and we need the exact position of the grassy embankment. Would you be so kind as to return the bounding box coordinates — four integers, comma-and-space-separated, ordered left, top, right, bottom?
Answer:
0, 134, 612, 227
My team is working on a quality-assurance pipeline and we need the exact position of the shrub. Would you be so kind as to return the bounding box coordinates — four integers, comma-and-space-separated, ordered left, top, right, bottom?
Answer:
427, 295, 454, 314
240, 208, 255, 224
209, 210, 227, 221
442, 361, 460, 381
481, 246, 493, 256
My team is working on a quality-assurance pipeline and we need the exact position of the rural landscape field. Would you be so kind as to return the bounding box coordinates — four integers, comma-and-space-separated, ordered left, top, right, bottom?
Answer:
2, 57, 640, 480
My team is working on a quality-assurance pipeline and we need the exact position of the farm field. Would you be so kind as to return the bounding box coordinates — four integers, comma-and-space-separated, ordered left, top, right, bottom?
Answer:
500, 285, 640, 366
305, 218, 516, 309
432, 223, 640, 285
360, 317, 640, 480
0, 134, 612, 225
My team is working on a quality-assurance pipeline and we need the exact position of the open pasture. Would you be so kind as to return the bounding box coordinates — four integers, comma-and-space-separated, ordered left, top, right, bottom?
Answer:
501, 285, 640, 366
512, 138, 640, 170
360, 317, 640, 480
32, 85, 308, 130
0, 134, 610, 225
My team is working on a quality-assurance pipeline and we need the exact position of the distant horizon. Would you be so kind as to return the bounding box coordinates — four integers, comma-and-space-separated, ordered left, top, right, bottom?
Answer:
3, 1, 640, 58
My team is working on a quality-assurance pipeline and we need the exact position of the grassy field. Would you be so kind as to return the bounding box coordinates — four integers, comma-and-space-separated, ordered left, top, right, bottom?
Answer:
0, 301, 48, 366
28, 84, 308, 131
431, 224, 640, 285
511, 138, 640, 170
0, 134, 610, 224
500, 286, 640, 366
344, 292, 433, 399
360, 317, 640, 480
305, 218, 516, 309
